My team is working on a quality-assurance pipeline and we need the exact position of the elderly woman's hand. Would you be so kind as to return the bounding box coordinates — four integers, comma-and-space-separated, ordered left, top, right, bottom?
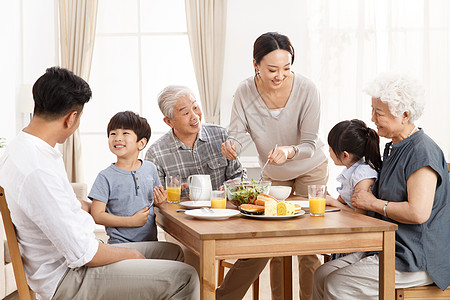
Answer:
351, 189, 377, 211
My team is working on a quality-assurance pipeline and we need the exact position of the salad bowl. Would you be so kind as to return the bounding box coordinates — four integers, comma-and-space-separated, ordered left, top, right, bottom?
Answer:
224, 180, 271, 207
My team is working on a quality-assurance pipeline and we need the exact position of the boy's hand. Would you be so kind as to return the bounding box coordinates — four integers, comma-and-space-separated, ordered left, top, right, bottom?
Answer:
153, 185, 167, 206
181, 183, 189, 191
130, 207, 150, 227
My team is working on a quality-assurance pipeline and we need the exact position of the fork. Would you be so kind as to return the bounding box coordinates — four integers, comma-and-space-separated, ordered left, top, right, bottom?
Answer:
259, 144, 277, 182
227, 138, 246, 181
202, 207, 214, 213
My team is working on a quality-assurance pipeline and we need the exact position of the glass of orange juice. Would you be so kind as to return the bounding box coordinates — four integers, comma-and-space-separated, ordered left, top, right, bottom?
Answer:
210, 190, 226, 209
308, 185, 327, 216
166, 175, 181, 204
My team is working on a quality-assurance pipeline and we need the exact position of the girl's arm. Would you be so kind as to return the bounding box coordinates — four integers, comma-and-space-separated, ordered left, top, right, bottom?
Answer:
90, 199, 150, 227
352, 178, 376, 214
352, 166, 437, 224
326, 194, 353, 212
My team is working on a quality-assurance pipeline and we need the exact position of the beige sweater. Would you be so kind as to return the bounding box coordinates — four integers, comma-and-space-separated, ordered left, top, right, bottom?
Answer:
228, 73, 327, 181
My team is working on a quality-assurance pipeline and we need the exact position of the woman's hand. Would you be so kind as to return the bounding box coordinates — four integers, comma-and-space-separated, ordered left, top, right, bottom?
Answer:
130, 207, 150, 227
268, 146, 295, 164
153, 185, 167, 206
222, 140, 237, 160
351, 189, 377, 211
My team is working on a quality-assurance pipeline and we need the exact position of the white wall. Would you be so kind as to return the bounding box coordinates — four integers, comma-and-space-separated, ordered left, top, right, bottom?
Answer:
0, 1, 20, 142
221, 0, 308, 128
0, 0, 57, 144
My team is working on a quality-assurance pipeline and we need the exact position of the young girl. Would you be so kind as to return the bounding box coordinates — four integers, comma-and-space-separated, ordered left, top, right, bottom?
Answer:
327, 119, 382, 213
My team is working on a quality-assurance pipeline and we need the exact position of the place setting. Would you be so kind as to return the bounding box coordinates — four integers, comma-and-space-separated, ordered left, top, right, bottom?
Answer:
178, 175, 241, 220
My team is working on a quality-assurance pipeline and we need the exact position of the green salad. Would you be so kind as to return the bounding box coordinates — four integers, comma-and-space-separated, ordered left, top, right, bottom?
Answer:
225, 180, 271, 205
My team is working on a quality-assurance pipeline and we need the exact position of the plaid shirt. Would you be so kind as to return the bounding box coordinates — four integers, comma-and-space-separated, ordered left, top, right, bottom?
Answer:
145, 124, 242, 197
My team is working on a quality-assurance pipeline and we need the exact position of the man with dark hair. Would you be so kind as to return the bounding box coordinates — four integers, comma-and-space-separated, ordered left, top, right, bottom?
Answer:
0, 67, 199, 300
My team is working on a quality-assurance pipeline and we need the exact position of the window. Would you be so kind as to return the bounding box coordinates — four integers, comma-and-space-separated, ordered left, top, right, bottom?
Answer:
81, 0, 198, 188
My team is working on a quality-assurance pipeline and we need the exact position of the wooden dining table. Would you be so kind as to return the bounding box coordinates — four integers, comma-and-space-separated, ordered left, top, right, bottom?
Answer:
155, 196, 398, 300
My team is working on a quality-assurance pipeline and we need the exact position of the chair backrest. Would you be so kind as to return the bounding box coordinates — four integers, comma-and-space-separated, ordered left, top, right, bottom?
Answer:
0, 186, 34, 300
447, 163, 450, 179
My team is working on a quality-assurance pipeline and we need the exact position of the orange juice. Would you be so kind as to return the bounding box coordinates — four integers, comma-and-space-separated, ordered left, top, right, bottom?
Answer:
167, 187, 181, 203
309, 198, 326, 216
210, 197, 226, 209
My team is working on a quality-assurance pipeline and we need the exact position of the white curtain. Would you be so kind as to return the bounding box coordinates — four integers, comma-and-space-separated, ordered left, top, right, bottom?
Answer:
304, 0, 450, 160
59, 0, 98, 182
185, 0, 227, 124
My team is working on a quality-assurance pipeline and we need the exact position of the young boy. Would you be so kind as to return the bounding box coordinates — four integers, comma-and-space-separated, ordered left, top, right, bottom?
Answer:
89, 111, 166, 244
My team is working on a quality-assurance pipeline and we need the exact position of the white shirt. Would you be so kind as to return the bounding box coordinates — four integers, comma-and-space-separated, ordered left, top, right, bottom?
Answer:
336, 159, 378, 208
0, 131, 98, 300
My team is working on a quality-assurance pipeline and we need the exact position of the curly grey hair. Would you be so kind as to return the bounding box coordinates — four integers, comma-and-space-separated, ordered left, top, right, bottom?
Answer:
157, 85, 196, 119
364, 72, 425, 123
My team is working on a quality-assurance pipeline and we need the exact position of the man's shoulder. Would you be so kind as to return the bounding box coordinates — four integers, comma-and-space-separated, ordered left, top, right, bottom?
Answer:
203, 123, 227, 132
141, 159, 157, 170
148, 131, 173, 152
146, 131, 174, 161
202, 124, 228, 140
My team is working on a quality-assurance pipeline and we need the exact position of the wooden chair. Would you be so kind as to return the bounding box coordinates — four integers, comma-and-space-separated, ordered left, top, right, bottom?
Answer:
217, 259, 260, 300
396, 285, 450, 299
0, 186, 35, 300
447, 162, 450, 179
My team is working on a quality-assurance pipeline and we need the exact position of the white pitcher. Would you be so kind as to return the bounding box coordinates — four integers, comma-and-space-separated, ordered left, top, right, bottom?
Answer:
188, 174, 212, 201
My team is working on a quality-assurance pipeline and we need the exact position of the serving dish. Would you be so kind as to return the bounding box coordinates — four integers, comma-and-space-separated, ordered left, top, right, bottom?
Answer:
240, 210, 305, 220
179, 200, 211, 208
268, 186, 292, 200
184, 208, 240, 220
224, 180, 271, 206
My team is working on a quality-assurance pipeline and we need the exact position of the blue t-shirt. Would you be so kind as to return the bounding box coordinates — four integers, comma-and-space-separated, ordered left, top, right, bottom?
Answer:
89, 160, 160, 244
336, 159, 378, 208
372, 129, 450, 290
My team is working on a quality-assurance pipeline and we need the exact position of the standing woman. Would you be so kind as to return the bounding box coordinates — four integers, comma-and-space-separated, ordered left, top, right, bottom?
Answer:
222, 32, 328, 300
313, 72, 450, 299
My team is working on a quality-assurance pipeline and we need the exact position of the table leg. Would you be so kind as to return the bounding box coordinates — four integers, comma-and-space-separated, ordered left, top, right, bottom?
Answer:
200, 240, 216, 300
281, 256, 293, 300
379, 231, 396, 300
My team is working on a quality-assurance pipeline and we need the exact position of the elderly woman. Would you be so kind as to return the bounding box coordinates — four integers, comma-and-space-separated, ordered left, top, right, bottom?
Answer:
313, 72, 450, 299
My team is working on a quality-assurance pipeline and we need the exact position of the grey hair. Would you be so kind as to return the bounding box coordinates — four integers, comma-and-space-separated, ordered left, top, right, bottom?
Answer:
157, 85, 196, 119
364, 72, 425, 123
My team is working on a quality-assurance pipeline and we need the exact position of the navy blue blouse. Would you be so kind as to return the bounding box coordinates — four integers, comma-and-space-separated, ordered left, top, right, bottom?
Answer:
372, 129, 450, 290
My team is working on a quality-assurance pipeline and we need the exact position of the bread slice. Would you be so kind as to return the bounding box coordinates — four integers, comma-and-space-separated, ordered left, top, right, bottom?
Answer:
255, 194, 278, 206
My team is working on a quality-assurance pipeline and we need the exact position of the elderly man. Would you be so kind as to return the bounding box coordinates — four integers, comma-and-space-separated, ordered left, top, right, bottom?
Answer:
145, 85, 242, 194
146, 85, 269, 299
0, 68, 199, 300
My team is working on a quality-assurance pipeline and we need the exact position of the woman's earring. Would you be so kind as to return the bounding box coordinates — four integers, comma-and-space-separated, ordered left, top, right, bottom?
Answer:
255, 70, 260, 75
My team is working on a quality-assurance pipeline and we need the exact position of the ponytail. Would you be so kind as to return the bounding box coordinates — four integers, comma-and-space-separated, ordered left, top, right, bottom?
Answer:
364, 128, 382, 172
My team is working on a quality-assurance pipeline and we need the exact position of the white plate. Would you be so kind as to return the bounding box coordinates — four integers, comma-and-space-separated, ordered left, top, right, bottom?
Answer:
286, 200, 309, 208
179, 201, 211, 208
240, 210, 305, 220
185, 208, 240, 220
